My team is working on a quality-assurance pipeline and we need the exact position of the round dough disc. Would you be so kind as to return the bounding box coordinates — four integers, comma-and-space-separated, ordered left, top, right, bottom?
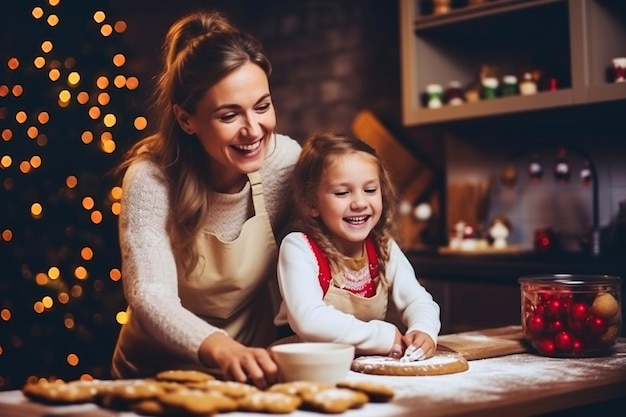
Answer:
351, 351, 469, 376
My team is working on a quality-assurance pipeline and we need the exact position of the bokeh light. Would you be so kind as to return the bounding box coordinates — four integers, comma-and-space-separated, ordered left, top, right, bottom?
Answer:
0, 0, 147, 391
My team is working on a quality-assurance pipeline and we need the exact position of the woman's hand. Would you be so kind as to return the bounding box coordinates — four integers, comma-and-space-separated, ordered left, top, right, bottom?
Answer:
400, 330, 436, 362
199, 332, 278, 389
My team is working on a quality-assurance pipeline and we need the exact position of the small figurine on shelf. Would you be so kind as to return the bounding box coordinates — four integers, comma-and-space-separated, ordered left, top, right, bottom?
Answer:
426, 83, 443, 109
481, 77, 499, 99
464, 85, 481, 103
501, 75, 518, 97
612, 57, 626, 82
448, 220, 466, 250
519, 72, 538, 95
445, 80, 465, 106
489, 216, 511, 249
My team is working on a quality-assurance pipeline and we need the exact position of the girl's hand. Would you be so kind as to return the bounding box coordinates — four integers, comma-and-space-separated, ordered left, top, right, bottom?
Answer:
399, 330, 436, 362
199, 332, 278, 389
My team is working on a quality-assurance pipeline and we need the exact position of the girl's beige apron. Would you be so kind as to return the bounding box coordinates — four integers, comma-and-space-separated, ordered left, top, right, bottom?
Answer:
275, 258, 390, 347
112, 172, 279, 378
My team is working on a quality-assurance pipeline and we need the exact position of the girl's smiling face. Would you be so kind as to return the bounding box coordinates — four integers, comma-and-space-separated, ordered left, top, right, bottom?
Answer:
311, 152, 383, 258
174, 62, 276, 192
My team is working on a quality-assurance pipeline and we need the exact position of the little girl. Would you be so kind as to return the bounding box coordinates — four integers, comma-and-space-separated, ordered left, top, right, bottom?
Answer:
275, 131, 440, 361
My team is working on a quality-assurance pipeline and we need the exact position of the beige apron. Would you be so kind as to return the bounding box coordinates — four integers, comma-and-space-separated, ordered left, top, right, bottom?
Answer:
324, 269, 389, 322
112, 171, 279, 378
274, 252, 389, 346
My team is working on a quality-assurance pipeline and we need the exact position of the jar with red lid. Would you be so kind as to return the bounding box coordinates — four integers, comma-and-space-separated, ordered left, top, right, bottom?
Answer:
519, 274, 622, 358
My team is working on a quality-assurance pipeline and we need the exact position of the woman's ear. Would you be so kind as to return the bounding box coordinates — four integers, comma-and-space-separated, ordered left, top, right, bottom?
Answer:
173, 104, 194, 135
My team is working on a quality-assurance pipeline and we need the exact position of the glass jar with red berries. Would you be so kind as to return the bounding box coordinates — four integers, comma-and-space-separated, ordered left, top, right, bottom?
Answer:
519, 274, 622, 358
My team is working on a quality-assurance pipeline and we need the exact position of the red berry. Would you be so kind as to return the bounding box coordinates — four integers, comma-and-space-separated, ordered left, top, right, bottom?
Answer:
526, 314, 545, 334
588, 315, 607, 334
535, 338, 555, 356
545, 296, 566, 316
554, 331, 573, 351
569, 302, 589, 322
548, 319, 564, 333
571, 340, 584, 356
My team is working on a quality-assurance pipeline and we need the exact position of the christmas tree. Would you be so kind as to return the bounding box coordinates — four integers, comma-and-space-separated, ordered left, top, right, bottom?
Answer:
0, 0, 145, 390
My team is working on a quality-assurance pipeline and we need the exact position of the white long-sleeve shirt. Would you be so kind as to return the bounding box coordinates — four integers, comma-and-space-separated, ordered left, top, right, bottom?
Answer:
275, 232, 441, 354
117, 133, 300, 363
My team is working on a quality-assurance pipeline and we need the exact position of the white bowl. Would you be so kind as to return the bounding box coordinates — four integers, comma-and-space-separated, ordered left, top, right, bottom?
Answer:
270, 342, 355, 383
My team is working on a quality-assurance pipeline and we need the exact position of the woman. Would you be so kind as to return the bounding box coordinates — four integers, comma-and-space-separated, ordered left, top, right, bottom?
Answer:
111, 9, 301, 389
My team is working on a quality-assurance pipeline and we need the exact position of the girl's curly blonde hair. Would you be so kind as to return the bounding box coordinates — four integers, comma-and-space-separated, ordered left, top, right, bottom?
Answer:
291, 130, 399, 276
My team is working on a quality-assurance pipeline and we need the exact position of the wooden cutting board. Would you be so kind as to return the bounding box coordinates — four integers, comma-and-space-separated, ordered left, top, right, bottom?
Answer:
437, 325, 528, 360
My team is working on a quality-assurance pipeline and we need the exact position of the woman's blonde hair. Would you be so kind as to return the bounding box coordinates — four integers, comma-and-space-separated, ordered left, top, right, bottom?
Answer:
291, 130, 399, 275
116, 10, 272, 276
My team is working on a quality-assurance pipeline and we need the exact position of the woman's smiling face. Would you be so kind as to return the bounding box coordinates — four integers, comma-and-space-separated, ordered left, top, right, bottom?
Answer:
175, 62, 276, 190
311, 152, 383, 258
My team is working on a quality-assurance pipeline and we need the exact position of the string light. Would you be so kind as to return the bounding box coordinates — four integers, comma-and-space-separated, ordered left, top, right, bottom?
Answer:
0, 0, 148, 390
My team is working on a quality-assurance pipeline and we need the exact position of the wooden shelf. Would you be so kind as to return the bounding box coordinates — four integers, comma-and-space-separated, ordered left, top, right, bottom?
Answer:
413, 0, 566, 31
400, 0, 626, 126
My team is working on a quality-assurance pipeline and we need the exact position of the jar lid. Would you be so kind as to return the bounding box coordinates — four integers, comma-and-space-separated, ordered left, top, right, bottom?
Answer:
518, 274, 621, 286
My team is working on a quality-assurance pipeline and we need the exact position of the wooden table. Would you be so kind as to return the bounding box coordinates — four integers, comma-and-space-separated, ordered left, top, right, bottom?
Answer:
1, 339, 625, 417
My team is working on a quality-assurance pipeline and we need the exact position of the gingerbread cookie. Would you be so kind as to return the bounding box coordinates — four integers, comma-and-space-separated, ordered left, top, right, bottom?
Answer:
336, 380, 394, 402
268, 380, 334, 397
301, 387, 368, 413
22, 379, 101, 404
186, 379, 259, 398
155, 369, 215, 383
237, 391, 302, 414
351, 352, 469, 376
158, 388, 238, 415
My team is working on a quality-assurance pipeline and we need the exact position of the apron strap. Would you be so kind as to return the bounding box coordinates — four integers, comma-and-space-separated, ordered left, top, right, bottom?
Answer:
247, 171, 267, 215
304, 234, 379, 297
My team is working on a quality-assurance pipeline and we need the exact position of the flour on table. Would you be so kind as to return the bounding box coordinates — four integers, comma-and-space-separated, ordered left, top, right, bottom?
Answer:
347, 341, 626, 406
353, 354, 459, 367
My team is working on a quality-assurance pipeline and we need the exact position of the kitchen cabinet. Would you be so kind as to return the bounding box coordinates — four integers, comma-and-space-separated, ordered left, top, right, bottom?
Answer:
420, 277, 521, 334
400, 0, 626, 126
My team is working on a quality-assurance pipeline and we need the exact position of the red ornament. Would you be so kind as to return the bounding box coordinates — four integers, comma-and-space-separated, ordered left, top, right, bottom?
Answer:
554, 331, 573, 351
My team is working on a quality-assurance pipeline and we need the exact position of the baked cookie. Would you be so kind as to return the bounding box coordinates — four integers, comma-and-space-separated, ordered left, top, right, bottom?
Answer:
99, 379, 166, 411
237, 391, 302, 414
268, 380, 334, 397
185, 379, 259, 398
155, 369, 215, 383
163, 388, 238, 415
22, 379, 101, 404
301, 387, 368, 413
351, 352, 469, 376
129, 398, 174, 416
336, 380, 394, 402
